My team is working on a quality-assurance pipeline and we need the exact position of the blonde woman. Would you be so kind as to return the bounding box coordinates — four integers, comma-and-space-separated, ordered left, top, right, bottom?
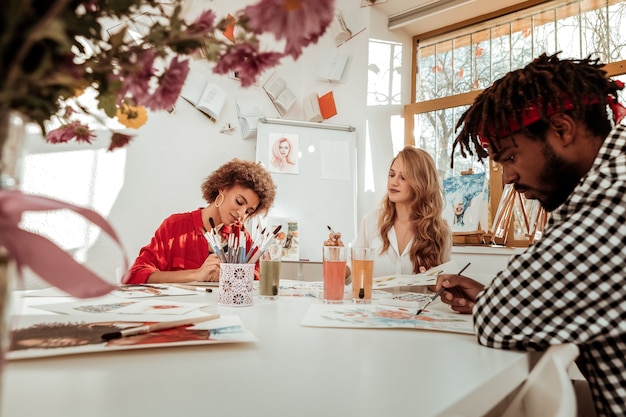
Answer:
270, 137, 297, 172
327, 146, 451, 277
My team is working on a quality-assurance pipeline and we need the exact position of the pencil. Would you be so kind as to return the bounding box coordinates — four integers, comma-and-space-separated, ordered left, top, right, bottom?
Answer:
101, 314, 220, 341
170, 283, 213, 293
415, 262, 471, 316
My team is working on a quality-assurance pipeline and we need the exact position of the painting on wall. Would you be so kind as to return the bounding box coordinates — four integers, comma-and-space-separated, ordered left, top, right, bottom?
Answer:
268, 133, 299, 174
442, 173, 487, 233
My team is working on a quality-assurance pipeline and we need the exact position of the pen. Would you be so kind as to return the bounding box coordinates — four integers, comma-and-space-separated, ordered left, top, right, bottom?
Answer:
101, 314, 220, 341
170, 284, 213, 293
415, 262, 471, 316
327, 225, 337, 237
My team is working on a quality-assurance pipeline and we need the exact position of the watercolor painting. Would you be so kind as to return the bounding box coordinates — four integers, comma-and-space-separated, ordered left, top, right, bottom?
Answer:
266, 217, 300, 261
277, 280, 393, 300
301, 303, 474, 335
34, 297, 210, 316
268, 132, 299, 174
8, 314, 256, 360
372, 292, 432, 309
442, 173, 487, 232
372, 260, 460, 289
112, 284, 199, 298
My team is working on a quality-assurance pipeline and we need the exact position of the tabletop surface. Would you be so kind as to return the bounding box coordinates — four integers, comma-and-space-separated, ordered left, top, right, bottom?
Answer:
1, 287, 528, 417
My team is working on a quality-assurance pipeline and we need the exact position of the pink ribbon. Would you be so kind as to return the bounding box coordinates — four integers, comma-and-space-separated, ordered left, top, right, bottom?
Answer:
0, 189, 125, 298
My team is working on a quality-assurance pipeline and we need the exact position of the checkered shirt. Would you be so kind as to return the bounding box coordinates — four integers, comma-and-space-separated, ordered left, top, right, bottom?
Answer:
473, 124, 626, 417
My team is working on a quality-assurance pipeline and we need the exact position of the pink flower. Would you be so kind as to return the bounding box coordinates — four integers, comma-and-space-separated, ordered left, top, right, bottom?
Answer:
144, 57, 190, 110
108, 133, 134, 151
213, 43, 282, 87
186, 10, 216, 34
116, 49, 157, 105
45, 122, 95, 144
244, 0, 334, 59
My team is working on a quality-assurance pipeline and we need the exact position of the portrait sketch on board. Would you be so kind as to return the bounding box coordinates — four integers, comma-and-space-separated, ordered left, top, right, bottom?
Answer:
268, 133, 299, 174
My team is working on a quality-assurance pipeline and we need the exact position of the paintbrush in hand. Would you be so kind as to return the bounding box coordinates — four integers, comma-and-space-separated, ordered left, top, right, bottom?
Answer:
415, 262, 471, 316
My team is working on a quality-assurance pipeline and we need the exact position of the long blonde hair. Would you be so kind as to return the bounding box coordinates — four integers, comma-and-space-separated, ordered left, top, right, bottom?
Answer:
378, 146, 450, 272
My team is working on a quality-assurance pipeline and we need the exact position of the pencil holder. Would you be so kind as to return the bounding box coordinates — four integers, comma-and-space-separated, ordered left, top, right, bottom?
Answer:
218, 263, 255, 307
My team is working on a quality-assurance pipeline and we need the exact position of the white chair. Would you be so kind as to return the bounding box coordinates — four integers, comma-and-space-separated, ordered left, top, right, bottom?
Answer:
502, 343, 579, 417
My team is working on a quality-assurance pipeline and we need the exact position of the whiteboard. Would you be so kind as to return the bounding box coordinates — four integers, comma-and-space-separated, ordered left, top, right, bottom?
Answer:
256, 118, 357, 263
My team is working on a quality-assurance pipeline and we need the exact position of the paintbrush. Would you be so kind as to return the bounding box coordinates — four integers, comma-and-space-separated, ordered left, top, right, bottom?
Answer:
415, 262, 470, 316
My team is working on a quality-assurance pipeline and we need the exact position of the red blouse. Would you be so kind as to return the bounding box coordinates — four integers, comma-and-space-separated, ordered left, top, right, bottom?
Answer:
124, 208, 254, 284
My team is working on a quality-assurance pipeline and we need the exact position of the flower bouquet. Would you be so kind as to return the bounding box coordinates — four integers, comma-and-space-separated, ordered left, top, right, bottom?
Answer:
0, 0, 334, 377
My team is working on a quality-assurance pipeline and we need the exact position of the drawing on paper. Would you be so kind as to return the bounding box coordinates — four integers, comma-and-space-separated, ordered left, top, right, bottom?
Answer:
268, 133, 299, 174
442, 173, 487, 232
34, 298, 209, 316
8, 315, 256, 360
372, 260, 459, 289
301, 304, 474, 335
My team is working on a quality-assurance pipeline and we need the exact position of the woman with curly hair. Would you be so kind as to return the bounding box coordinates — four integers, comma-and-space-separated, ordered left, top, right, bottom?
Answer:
125, 158, 276, 284
327, 146, 451, 277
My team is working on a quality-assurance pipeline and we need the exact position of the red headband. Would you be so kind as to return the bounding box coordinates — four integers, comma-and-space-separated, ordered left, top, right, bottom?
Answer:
478, 81, 626, 147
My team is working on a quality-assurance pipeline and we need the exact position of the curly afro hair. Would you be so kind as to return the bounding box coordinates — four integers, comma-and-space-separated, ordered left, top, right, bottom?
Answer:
201, 158, 276, 216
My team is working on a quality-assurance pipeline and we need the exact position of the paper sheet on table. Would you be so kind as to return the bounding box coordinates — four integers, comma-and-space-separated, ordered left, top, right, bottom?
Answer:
111, 284, 199, 298
8, 314, 256, 360
34, 296, 210, 316
372, 260, 459, 289
301, 302, 474, 335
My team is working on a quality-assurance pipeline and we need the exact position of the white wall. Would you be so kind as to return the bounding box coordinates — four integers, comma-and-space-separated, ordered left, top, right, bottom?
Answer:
18, 0, 526, 289
20, 0, 399, 287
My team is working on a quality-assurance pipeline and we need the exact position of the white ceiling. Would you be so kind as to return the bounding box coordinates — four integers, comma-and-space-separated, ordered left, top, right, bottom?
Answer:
368, 0, 531, 36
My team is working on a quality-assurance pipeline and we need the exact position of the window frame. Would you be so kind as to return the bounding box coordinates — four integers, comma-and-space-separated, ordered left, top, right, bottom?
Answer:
404, 0, 626, 247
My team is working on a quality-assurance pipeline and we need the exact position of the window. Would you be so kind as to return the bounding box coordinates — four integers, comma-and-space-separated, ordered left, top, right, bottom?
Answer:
368, 39, 403, 106
405, 0, 626, 246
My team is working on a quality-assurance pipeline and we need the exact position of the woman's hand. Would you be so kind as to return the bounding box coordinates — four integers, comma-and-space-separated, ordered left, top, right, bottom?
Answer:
435, 274, 484, 314
324, 231, 343, 247
197, 253, 222, 282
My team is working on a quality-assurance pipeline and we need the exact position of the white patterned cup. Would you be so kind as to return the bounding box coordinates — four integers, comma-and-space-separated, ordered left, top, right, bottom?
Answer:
218, 263, 255, 307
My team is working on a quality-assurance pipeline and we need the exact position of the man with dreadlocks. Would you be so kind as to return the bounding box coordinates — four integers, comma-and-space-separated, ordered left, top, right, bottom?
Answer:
434, 52, 626, 417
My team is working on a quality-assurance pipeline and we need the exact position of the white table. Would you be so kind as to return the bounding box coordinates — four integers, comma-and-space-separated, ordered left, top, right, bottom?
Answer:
1, 289, 528, 417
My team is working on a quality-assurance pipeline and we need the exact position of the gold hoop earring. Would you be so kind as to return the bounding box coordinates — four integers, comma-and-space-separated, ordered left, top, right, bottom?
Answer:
214, 192, 225, 208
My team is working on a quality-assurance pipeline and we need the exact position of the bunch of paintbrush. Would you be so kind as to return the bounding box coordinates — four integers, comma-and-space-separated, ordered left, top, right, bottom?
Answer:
202, 218, 282, 264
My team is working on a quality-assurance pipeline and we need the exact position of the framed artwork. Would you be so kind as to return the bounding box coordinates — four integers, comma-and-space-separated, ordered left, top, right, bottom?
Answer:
442, 173, 487, 233
267, 133, 299, 174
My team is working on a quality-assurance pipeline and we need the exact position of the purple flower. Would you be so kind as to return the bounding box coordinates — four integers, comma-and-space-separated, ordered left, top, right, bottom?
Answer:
108, 133, 134, 151
45, 122, 95, 144
186, 10, 216, 34
244, 0, 334, 59
116, 49, 157, 105
143, 56, 190, 110
213, 43, 283, 87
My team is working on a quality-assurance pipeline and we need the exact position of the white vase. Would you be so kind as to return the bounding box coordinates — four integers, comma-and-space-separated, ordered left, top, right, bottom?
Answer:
0, 110, 27, 396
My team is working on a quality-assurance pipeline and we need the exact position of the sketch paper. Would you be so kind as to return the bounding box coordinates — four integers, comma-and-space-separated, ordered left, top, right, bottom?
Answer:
372, 260, 459, 289
320, 139, 350, 180
34, 297, 210, 316
372, 292, 433, 308
8, 314, 256, 360
266, 217, 299, 261
301, 303, 474, 335
442, 173, 487, 232
112, 284, 200, 298
268, 132, 299, 174
277, 280, 392, 300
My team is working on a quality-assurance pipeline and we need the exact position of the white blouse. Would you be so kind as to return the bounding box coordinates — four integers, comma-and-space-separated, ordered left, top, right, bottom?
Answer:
356, 208, 451, 277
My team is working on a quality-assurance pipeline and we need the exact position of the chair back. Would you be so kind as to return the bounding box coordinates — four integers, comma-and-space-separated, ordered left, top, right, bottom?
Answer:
502, 343, 579, 417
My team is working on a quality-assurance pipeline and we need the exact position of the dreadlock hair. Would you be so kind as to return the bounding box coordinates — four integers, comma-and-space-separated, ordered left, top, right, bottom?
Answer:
451, 52, 624, 167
